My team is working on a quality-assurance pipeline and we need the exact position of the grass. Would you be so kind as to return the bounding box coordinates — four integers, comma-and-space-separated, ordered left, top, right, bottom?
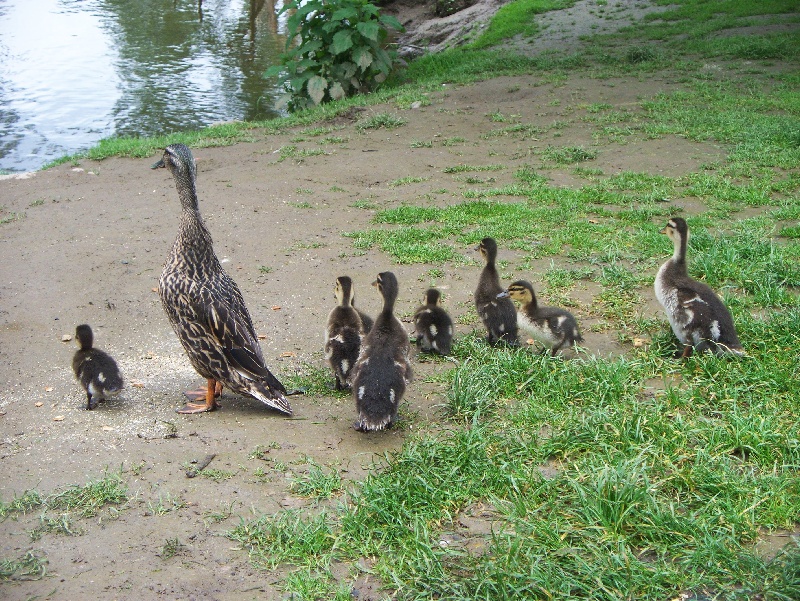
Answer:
1, 471, 128, 520
0, 551, 48, 581
159, 537, 186, 560
289, 459, 343, 500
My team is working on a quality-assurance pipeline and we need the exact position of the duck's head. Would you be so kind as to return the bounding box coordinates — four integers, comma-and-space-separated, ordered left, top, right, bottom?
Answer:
660, 217, 689, 244
498, 280, 534, 303
423, 288, 442, 306
477, 237, 498, 263
373, 271, 399, 305
335, 276, 355, 307
151, 143, 196, 182
75, 324, 94, 351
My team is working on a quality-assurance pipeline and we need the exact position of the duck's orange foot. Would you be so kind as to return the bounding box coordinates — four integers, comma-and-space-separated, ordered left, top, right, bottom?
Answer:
178, 379, 222, 413
176, 401, 217, 414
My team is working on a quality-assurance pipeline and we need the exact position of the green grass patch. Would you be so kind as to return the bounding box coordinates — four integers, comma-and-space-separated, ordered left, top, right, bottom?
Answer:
470, 0, 578, 49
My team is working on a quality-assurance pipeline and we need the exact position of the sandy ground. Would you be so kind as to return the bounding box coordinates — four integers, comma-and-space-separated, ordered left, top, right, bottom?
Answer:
0, 2, 780, 599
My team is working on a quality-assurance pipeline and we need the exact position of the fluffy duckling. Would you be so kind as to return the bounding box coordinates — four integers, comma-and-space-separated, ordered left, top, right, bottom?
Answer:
499, 280, 583, 356
351, 272, 412, 432
475, 237, 518, 345
72, 324, 123, 410
654, 217, 745, 358
154, 143, 291, 414
413, 288, 454, 355
325, 276, 372, 390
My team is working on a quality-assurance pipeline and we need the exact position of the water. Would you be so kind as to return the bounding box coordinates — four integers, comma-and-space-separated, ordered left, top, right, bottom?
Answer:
0, 0, 288, 173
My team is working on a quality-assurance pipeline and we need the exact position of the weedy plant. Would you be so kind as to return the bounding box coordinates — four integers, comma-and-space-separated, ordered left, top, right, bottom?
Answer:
265, 0, 404, 111
0, 550, 48, 581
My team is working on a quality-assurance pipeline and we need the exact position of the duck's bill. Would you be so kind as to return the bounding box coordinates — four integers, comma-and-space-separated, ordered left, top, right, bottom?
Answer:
496, 291, 510, 298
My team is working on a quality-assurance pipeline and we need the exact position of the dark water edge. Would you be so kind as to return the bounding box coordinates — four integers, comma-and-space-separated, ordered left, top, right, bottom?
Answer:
0, 0, 287, 173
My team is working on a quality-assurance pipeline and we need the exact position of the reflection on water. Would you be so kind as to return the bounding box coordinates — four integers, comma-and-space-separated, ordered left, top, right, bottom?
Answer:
0, 0, 287, 172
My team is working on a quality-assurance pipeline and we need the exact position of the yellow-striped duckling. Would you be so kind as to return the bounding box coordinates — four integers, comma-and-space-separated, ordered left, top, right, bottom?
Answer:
350, 272, 412, 432
499, 280, 583, 356
654, 217, 745, 358
72, 324, 123, 410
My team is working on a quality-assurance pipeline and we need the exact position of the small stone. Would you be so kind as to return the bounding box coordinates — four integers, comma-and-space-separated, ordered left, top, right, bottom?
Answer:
411, 101, 422, 109
61, 334, 72, 342
53, 416, 65, 421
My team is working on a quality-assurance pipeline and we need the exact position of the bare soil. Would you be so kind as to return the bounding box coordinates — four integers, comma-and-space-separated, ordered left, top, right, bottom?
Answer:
0, 3, 790, 600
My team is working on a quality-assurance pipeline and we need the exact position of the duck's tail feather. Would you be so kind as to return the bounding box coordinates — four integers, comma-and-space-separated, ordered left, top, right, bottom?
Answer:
250, 382, 293, 415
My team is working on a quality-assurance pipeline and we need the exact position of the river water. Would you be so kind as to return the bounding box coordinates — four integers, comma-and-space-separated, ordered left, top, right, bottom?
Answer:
0, 0, 288, 173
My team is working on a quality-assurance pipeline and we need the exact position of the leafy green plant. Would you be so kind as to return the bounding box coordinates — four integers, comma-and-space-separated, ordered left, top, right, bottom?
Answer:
266, 0, 404, 111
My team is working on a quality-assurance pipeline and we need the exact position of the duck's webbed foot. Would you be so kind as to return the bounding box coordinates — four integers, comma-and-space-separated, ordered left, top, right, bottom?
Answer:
177, 379, 221, 413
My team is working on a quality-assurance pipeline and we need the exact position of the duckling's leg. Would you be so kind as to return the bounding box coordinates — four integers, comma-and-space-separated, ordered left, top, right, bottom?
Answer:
86, 391, 97, 410
177, 379, 221, 413
680, 345, 694, 359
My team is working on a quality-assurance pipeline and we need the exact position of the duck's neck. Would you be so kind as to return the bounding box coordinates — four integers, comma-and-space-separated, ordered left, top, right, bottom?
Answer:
672, 232, 687, 266
173, 187, 214, 259
381, 295, 396, 317
528, 291, 539, 310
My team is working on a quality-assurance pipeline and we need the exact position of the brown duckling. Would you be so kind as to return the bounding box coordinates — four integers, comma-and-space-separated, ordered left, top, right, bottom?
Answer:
654, 217, 745, 358
72, 324, 123, 410
350, 272, 412, 432
413, 288, 454, 355
474, 237, 518, 346
499, 280, 583, 356
325, 276, 372, 390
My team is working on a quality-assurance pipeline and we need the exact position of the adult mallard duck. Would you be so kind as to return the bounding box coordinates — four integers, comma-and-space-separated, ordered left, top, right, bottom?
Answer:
153, 143, 292, 414
498, 280, 583, 356
654, 217, 745, 358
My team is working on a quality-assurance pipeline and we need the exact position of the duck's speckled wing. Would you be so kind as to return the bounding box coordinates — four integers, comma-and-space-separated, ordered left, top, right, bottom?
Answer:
193, 281, 286, 394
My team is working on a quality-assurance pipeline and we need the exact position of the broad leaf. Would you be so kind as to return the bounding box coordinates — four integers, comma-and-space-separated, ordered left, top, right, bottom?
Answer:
356, 21, 380, 42
329, 82, 346, 101
379, 14, 404, 32
352, 46, 373, 71
331, 7, 357, 21
264, 65, 284, 78
307, 75, 328, 105
332, 30, 354, 55
298, 39, 323, 54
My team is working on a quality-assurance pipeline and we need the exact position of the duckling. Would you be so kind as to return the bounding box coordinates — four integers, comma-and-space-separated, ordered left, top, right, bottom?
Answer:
475, 237, 518, 346
413, 288, 454, 355
499, 280, 583, 356
154, 143, 291, 414
72, 324, 123, 410
654, 217, 745, 358
325, 276, 372, 390
350, 271, 412, 432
